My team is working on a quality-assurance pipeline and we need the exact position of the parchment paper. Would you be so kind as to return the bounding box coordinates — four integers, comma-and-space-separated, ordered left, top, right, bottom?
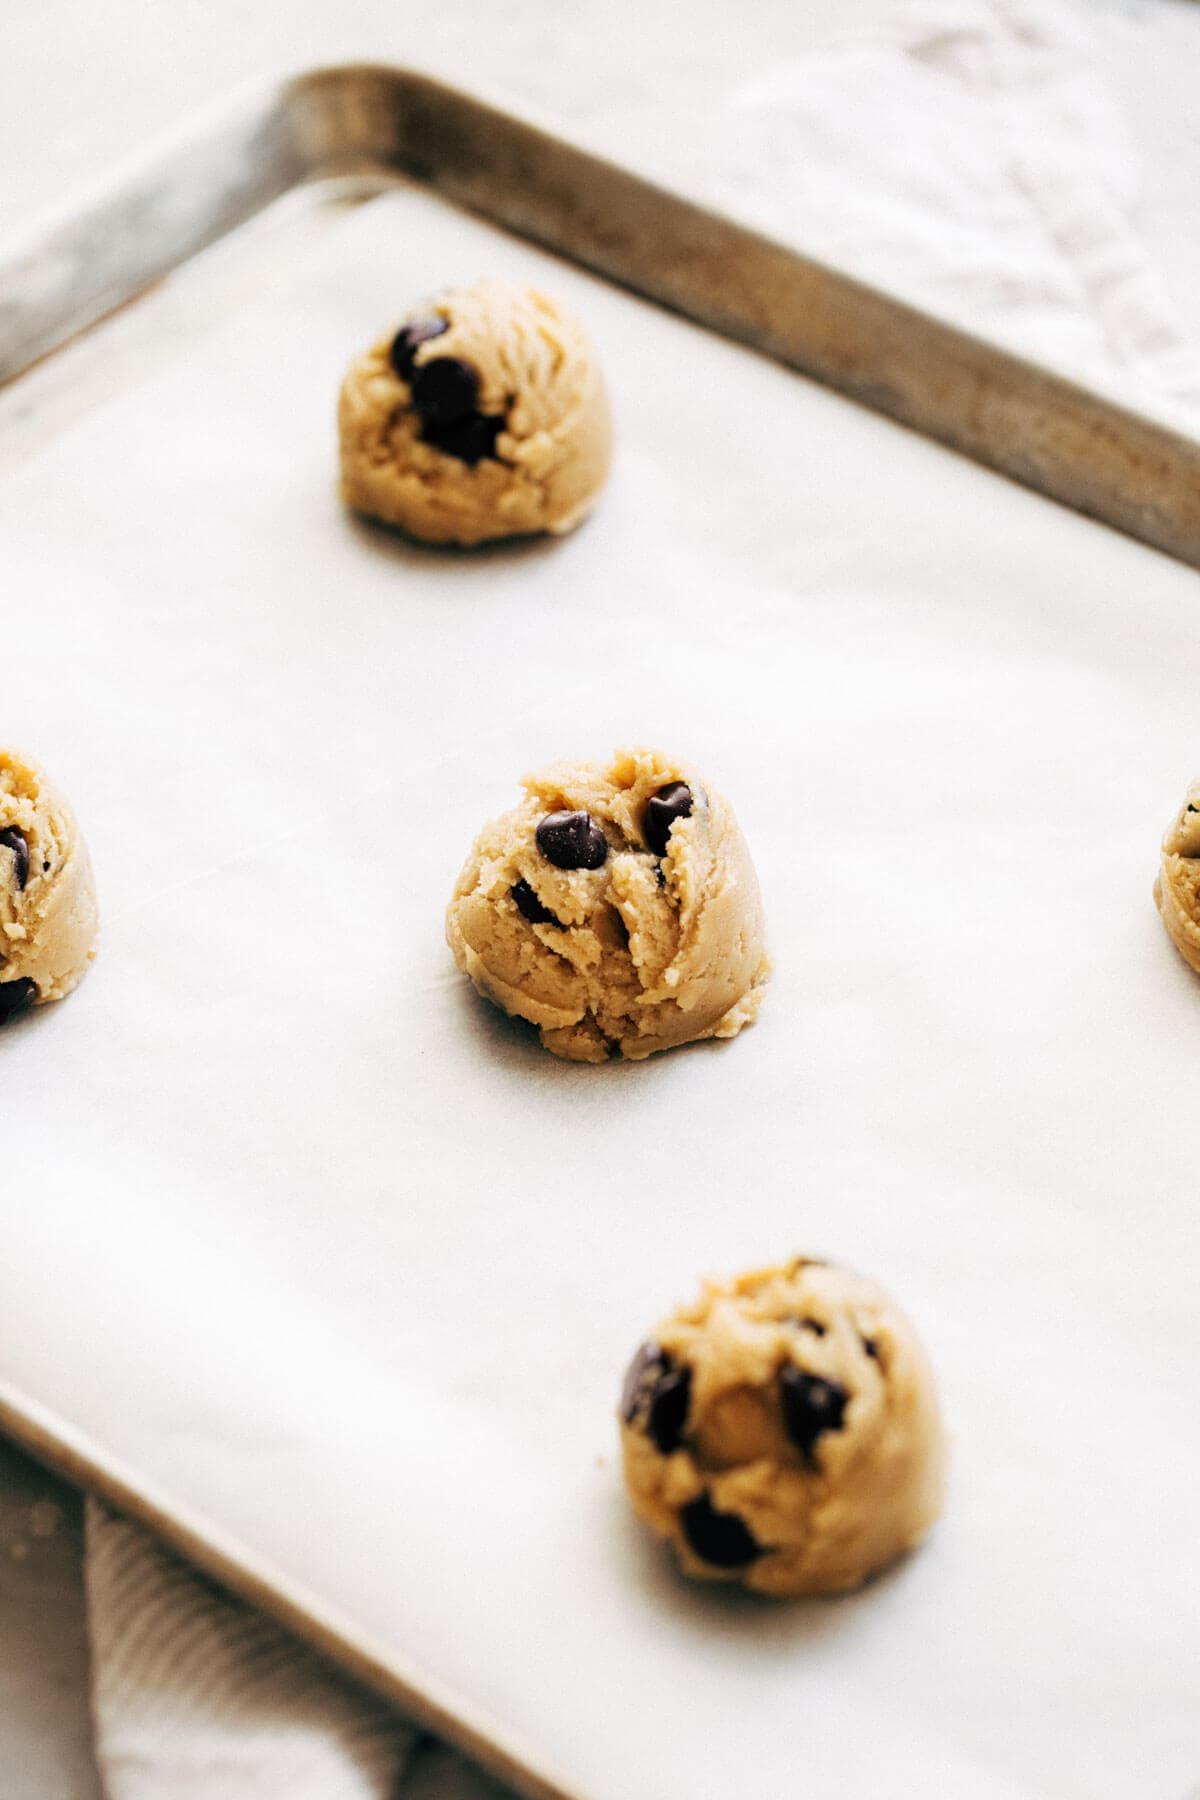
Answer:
1, 186, 1198, 1800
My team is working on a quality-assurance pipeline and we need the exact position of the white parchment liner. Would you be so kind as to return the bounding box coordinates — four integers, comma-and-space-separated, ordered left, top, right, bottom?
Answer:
1, 188, 1198, 1800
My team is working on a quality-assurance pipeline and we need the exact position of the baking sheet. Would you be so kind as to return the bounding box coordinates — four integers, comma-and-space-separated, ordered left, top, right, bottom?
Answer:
2, 183, 1199, 1800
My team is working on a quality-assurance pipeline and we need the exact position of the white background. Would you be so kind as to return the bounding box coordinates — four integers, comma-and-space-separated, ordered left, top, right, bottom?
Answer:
3, 4, 1200, 1798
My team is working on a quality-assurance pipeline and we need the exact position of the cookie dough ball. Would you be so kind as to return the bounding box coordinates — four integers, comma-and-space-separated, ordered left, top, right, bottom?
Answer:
337, 279, 611, 546
0, 748, 98, 1023
446, 748, 769, 1062
1154, 779, 1200, 972
619, 1258, 945, 1597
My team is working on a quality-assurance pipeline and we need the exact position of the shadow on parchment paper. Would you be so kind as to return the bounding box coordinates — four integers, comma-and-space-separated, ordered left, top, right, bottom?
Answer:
597, 1482, 913, 1657
0, 998, 57, 1053
448, 972, 736, 1088
342, 510, 574, 580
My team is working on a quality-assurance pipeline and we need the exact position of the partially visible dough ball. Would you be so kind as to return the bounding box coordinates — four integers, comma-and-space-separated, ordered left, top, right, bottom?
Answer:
0, 748, 98, 1022
1154, 779, 1200, 972
446, 748, 769, 1062
619, 1258, 945, 1597
337, 279, 611, 546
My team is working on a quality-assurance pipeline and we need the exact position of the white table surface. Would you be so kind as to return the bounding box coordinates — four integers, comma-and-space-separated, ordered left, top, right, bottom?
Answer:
2, 3, 1199, 1796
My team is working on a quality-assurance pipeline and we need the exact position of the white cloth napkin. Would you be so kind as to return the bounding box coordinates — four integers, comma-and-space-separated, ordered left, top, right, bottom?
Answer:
693, 0, 1200, 431
85, 1505, 509, 1800
82, 3, 1200, 1796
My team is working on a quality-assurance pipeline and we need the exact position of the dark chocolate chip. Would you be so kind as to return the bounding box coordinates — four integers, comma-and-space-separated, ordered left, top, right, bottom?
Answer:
410, 356, 480, 427
1189, 804, 1198, 814
861, 1337, 880, 1361
680, 1493, 763, 1569
536, 811, 608, 871
422, 410, 503, 466
799, 1317, 827, 1337
647, 1367, 691, 1453
621, 1341, 666, 1423
0, 827, 29, 891
0, 978, 36, 1024
512, 878, 558, 926
389, 316, 449, 380
620, 1343, 691, 1451
780, 1367, 848, 1466
643, 783, 693, 857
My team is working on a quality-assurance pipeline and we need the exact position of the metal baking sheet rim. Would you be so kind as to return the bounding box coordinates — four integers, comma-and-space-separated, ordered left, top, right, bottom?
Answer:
0, 61, 1199, 569
0, 1382, 577, 1800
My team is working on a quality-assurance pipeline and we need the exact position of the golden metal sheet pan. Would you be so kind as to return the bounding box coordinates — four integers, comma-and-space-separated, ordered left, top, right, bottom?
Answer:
2, 63, 1199, 566
2, 69, 1198, 1800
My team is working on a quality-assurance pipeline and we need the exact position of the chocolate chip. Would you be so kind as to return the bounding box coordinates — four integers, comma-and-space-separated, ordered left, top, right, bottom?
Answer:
0, 827, 29, 890
861, 1336, 882, 1364
648, 1368, 690, 1453
512, 879, 558, 926
800, 1317, 826, 1336
410, 356, 480, 427
422, 411, 503, 466
780, 1368, 848, 1466
680, 1493, 763, 1569
621, 1341, 664, 1423
0, 978, 36, 1024
620, 1343, 691, 1452
1189, 804, 1198, 814
389, 316, 449, 379
643, 783, 693, 857
536, 811, 608, 871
